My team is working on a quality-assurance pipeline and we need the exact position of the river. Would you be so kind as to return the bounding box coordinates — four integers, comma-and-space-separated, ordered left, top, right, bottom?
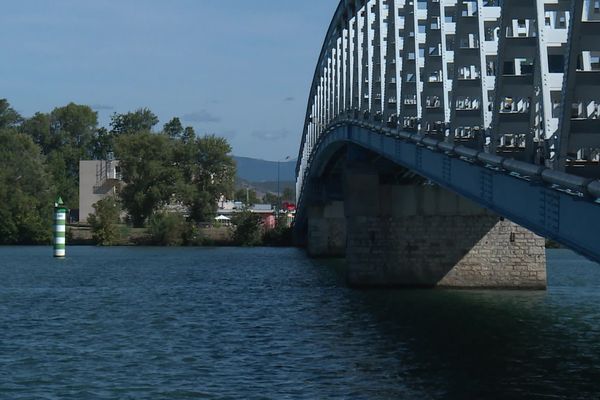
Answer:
0, 247, 599, 399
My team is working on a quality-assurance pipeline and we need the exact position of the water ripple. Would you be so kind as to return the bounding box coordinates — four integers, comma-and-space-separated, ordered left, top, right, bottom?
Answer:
0, 247, 599, 399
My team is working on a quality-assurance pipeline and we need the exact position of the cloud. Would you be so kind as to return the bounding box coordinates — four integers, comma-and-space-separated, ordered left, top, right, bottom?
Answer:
251, 129, 289, 141
91, 104, 114, 111
283, 96, 295, 102
182, 110, 221, 123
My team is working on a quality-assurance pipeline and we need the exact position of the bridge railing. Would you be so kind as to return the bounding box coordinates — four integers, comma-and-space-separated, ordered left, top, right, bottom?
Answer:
298, 114, 600, 203
296, 0, 600, 202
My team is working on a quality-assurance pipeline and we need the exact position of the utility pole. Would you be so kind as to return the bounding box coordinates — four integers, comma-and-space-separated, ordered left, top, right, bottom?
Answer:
277, 156, 291, 215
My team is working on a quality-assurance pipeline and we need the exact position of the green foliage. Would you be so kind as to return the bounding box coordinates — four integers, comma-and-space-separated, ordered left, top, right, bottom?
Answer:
88, 196, 121, 246
0, 130, 52, 244
163, 117, 184, 139
262, 192, 278, 206
235, 188, 259, 205
110, 108, 159, 135
114, 120, 235, 226
0, 99, 23, 129
20, 103, 99, 209
176, 134, 236, 223
21, 112, 53, 153
262, 226, 293, 246
148, 212, 188, 246
114, 131, 180, 227
0, 98, 236, 245
262, 215, 293, 247
92, 127, 116, 159
282, 187, 295, 202
50, 103, 98, 157
182, 126, 196, 143
231, 210, 263, 246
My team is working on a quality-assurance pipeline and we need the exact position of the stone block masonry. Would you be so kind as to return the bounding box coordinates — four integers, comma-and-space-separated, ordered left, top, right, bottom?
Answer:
342, 166, 547, 289
307, 201, 346, 258
345, 215, 546, 289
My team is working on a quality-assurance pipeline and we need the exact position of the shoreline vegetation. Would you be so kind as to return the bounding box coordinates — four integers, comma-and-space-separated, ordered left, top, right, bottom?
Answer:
0, 98, 295, 247
0, 98, 564, 250
70, 216, 293, 248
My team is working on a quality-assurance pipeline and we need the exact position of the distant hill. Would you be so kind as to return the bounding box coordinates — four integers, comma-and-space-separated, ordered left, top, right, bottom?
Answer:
235, 177, 295, 195
233, 156, 296, 183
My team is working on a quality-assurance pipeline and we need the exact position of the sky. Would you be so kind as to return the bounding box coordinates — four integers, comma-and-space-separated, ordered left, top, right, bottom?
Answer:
0, 0, 339, 161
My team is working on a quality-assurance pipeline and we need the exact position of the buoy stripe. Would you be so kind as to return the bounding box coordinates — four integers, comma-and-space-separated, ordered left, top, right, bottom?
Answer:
53, 207, 67, 258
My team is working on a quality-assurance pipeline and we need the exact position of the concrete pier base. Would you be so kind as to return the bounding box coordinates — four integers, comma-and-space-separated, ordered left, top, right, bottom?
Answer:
341, 167, 547, 289
306, 201, 346, 258
345, 215, 546, 288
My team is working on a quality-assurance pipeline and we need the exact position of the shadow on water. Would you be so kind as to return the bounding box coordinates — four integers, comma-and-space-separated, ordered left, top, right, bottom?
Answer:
315, 251, 600, 400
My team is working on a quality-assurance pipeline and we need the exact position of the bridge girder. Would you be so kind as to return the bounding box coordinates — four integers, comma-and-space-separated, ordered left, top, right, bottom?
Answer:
298, 121, 600, 264
297, 0, 600, 201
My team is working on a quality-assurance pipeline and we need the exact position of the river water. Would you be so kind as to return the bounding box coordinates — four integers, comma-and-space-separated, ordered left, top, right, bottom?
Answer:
0, 247, 599, 399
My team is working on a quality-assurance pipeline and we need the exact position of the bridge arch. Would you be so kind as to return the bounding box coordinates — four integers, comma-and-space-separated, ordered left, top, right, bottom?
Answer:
295, 0, 600, 286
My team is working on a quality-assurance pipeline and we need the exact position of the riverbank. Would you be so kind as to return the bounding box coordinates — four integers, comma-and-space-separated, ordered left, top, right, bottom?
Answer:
68, 224, 236, 246
67, 223, 293, 247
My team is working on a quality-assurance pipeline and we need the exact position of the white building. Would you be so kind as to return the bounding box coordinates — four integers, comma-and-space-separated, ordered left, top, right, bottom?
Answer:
78, 159, 122, 223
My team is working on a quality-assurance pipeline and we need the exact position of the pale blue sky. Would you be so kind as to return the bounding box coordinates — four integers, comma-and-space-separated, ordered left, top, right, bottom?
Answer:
0, 0, 338, 160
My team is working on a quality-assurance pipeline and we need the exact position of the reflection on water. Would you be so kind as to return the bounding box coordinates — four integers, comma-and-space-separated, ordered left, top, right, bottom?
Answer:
0, 247, 599, 399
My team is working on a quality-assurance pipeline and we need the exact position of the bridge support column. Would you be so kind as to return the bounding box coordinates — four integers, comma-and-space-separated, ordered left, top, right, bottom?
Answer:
307, 201, 346, 257
344, 168, 547, 289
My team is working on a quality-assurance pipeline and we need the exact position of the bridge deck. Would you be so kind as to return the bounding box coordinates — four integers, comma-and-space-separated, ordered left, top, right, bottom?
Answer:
297, 120, 600, 264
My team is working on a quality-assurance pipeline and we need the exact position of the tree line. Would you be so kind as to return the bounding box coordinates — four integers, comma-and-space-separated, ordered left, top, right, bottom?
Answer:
0, 98, 235, 245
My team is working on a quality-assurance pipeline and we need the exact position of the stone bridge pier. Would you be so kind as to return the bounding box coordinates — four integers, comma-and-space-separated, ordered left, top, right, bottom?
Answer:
306, 201, 346, 257
305, 165, 547, 289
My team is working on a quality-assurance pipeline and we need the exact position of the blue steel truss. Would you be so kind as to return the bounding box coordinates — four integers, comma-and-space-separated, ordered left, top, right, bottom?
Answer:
296, 0, 600, 262
297, 120, 600, 263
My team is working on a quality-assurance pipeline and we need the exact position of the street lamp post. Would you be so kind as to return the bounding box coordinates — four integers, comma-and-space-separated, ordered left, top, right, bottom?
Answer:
277, 156, 290, 216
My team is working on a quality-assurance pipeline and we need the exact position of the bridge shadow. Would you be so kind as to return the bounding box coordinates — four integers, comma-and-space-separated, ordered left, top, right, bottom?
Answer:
319, 257, 600, 399
349, 212, 504, 288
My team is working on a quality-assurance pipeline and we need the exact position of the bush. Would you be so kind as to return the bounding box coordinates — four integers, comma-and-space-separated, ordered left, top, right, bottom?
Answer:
148, 212, 188, 246
231, 210, 263, 246
262, 215, 293, 246
182, 222, 204, 246
88, 196, 121, 246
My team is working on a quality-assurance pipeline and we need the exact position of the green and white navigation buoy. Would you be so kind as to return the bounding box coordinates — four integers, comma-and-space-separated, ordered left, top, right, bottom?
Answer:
53, 197, 68, 258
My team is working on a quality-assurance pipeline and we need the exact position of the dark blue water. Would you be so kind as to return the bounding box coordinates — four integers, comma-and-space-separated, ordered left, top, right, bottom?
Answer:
1, 247, 600, 399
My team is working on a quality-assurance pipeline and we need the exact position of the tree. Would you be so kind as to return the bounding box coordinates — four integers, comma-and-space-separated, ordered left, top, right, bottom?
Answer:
0, 130, 52, 244
114, 131, 180, 227
45, 151, 78, 209
21, 112, 53, 154
92, 127, 115, 160
262, 192, 279, 206
180, 134, 236, 223
0, 99, 23, 129
235, 188, 259, 205
20, 103, 99, 209
182, 126, 196, 144
282, 187, 295, 202
148, 212, 187, 246
231, 210, 263, 246
110, 108, 159, 135
88, 196, 121, 245
50, 103, 98, 157
163, 117, 184, 139
262, 214, 293, 246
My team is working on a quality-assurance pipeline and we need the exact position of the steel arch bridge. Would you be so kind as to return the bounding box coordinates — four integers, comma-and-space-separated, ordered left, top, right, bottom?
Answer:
295, 0, 600, 263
